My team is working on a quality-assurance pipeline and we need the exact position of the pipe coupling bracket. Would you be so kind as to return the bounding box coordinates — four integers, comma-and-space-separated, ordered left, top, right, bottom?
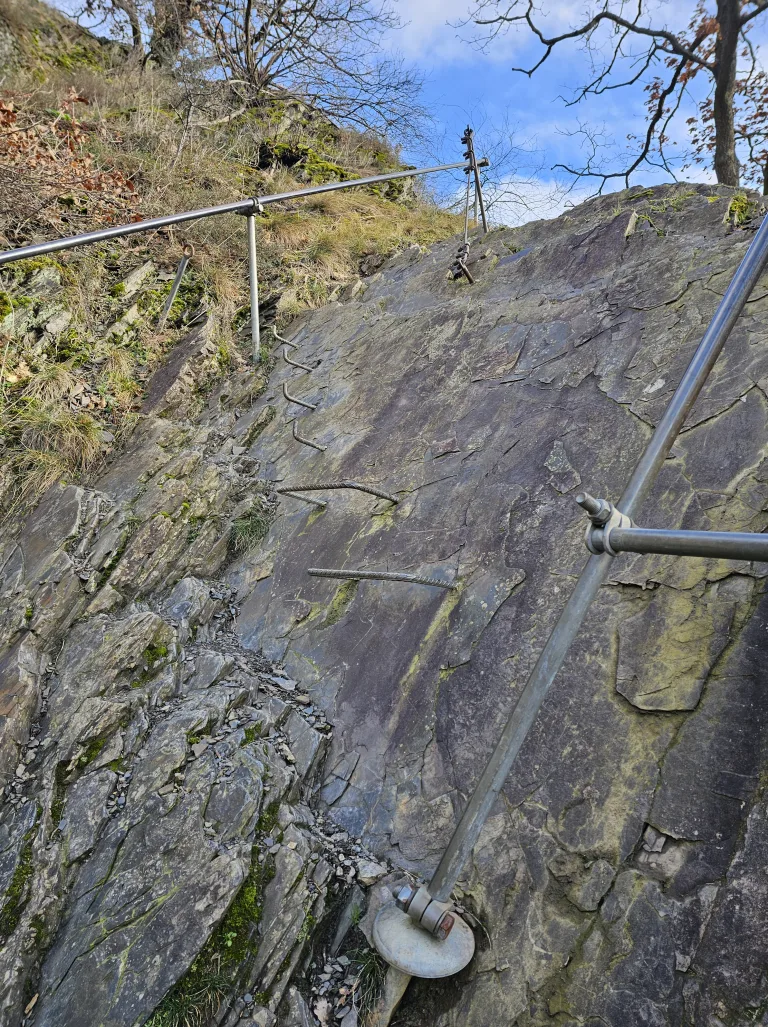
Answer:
393, 884, 456, 941
576, 492, 632, 557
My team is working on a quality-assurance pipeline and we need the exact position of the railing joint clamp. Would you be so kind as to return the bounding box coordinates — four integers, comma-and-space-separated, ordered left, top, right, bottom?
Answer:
576, 492, 632, 556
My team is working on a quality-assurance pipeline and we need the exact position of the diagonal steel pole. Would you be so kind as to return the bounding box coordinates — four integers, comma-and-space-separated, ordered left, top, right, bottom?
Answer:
158, 243, 194, 330
428, 210, 768, 904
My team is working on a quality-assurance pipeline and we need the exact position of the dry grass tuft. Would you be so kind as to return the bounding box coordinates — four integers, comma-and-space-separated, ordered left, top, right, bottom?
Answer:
0, 28, 462, 511
21, 361, 77, 403
10, 401, 103, 469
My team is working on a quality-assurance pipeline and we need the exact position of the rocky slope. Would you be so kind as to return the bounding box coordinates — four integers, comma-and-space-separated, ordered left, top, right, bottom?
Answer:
3, 182, 768, 1027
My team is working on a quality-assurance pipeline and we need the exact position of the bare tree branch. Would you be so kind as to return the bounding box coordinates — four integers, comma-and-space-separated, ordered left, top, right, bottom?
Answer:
474, 0, 715, 72
467, 0, 768, 188
191, 0, 426, 139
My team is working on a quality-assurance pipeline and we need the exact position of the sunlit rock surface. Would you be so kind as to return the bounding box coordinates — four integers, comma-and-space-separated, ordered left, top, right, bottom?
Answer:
2, 183, 768, 1026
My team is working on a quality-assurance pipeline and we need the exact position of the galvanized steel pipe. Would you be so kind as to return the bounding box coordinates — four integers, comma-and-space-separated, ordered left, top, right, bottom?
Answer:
427, 210, 768, 905
246, 213, 261, 363
603, 526, 768, 561
0, 161, 471, 267
158, 243, 194, 329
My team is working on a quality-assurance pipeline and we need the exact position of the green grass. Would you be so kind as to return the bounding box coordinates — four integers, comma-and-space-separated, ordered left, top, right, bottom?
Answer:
229, 507, 271, 555
349, 946, 387, 1017
145, 849, 277, 1027
0, 9, 461, 515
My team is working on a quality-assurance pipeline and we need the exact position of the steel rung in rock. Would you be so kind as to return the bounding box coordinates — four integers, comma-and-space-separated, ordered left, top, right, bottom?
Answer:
307, 568, 456, 589
283, 347, 315, 372
272, 327, 298, 349
292, 420, 327, 452
283, 381, 317, 410
277, 481, 398, 503
279, 491, 327, 509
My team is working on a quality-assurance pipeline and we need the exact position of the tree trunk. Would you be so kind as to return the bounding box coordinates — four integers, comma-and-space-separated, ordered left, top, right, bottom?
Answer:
149, 0, 192, 66
113, 0, 143, 53
713, 0, 741, 186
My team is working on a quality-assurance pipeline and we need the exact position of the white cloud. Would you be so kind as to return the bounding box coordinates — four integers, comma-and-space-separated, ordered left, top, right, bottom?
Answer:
484, 176, 594, 227
389, 0, 524, 64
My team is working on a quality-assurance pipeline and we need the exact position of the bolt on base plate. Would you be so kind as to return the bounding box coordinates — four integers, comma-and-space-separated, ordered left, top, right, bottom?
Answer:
372, 902, 475, 978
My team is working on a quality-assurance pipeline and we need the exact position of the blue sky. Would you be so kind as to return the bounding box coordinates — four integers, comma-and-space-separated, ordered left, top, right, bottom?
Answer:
388, 1, 767, 223
55, 0, 768, 225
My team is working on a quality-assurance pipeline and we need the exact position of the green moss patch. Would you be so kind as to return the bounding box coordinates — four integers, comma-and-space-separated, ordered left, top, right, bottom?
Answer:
0, 836, 35, 939
77, 736, 108, 768
145, 847, 277, 1027
323, 579, 358, 627
727, 193, 761, 227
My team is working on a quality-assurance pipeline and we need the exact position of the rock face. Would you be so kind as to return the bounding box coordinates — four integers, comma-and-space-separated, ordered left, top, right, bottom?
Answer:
2, 182, 768, 1026
228, 184, 768, 1025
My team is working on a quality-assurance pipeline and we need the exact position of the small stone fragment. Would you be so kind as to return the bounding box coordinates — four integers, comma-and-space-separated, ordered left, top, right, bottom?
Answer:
356, 860, 387, 886
676, 952, 692, 972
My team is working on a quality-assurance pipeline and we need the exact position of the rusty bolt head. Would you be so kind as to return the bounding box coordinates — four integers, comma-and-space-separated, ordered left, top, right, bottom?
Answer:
393, 884, 417, 912
434, 912, 455, 941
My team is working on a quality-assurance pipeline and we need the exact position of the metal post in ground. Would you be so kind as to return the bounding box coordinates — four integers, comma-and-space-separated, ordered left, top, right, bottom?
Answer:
246, 211, 261, 364
158, 243, 194, 330
373, 208, 768, 980
462, 126, 488, 234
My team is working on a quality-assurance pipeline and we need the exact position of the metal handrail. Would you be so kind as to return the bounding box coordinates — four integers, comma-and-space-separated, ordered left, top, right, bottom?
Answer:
0, 154, 483, 365
0, 160, 471, 268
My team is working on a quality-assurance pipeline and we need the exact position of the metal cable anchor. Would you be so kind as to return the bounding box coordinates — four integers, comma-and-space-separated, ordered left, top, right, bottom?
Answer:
576, 492, 633, 556
394, 884, 456, 940
449, 241, 474, 283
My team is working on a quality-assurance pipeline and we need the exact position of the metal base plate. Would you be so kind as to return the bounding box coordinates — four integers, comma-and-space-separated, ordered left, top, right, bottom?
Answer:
372, 902, 475, 979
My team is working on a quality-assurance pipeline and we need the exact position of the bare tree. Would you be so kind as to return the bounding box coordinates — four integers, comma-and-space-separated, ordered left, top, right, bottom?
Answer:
187, 0, 423, 138
468, 0, 768, 190
81, 0, 145, 53
149, 0, 195, 65
689, 33, 768, 191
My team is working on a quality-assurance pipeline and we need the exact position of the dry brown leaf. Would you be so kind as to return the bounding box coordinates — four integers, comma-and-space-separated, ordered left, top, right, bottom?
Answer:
313, 997, 332, 1025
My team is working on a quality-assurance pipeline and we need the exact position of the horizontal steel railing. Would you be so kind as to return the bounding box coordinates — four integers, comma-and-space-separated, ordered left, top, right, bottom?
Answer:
604, 526, 768, 561
0, 161, 471, 268
0, 155, 481, 365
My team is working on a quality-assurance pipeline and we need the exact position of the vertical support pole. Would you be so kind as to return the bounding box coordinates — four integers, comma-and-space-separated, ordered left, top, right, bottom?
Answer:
246, 211, 261, 364
463, 126, 488, 234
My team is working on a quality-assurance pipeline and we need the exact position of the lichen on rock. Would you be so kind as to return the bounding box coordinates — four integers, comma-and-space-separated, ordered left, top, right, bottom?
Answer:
3, 182, 768, 1026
